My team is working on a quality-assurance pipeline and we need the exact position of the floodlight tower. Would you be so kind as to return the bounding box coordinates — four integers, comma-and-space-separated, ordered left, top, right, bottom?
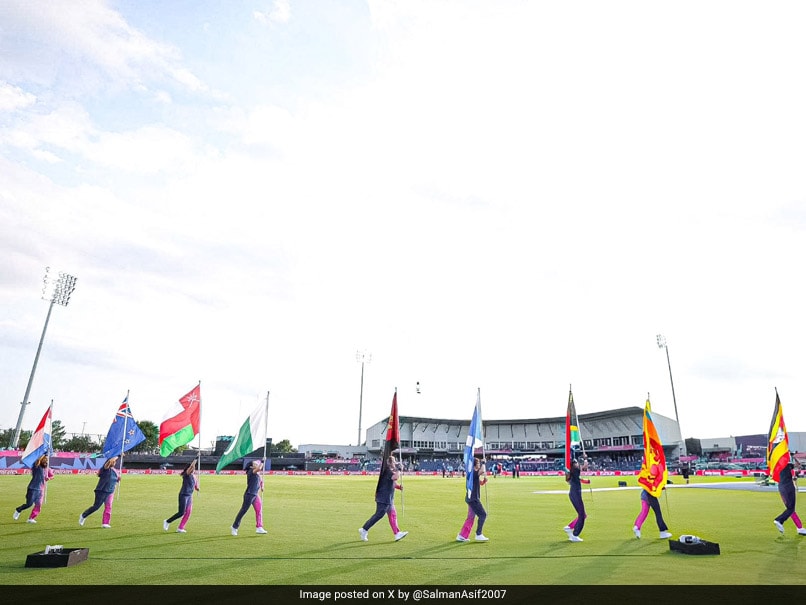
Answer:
11, 268, 78, 449
356, 351, 371, 446
656, 334, 686, 456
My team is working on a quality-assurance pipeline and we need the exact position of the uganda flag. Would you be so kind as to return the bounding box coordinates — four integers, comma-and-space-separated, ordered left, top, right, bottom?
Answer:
766, 389, 790, 483
637, 398, 668, 498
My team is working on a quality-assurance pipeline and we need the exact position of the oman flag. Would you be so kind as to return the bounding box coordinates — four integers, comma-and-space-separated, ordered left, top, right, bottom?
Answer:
159, 384, 201, 456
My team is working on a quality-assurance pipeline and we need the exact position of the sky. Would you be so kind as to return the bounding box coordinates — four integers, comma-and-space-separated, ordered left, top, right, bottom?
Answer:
2, 1, 806, 450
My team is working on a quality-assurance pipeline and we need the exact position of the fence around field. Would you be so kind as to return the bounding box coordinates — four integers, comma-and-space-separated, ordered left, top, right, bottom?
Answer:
0, 467, 772, 478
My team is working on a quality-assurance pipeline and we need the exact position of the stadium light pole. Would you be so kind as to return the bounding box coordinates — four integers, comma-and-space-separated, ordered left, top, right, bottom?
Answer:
356, 351, 371, 446
656, 334, 686, 456
11, 268, 78, 449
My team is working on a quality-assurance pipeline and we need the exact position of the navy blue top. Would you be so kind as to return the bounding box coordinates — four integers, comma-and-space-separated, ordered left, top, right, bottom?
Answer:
244, 466, 262, 496
467, 469, 482, 503
777, 462, 794, 491
568, 466, 582, 494
374, 465, 395, 505
179, 472, 197, 496
27, 465, 46, 493
95, 467, 119, 494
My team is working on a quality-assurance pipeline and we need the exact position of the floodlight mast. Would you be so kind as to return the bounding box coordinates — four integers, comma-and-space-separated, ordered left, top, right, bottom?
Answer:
356, 351, 371, 446
11, 269, 77, 449
656, 334, 686, 456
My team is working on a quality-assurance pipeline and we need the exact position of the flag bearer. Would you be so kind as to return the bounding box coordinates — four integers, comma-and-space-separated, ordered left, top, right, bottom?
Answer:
359, 454, 407, 542
164, 460, 199, 533
231, 459, 267, 536
13, 455, 53, 523
773, 456, 806, 536
79, 456, 120, 528
563, 457, 590, 542
456, 456, 488, 542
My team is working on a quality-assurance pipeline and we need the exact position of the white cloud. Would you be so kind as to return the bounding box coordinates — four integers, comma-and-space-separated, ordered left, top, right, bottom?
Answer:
254, 0, 291, 25
0, 81, 35, 112
0, 0, 206, 97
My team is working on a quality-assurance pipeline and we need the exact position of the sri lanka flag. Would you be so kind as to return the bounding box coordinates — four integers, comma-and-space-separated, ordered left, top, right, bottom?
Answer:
767, 390, 790, 482
159, 384, 201, 456
565, 387, 581, 473
637, 398, 668, 498
464, 389, 484, 500
21, 403, 53, 468
376, 391, 401, 491
103, 396, 146, 458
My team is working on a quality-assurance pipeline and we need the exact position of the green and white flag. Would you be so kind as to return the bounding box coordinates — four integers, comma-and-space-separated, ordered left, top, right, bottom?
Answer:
216, 400, 268, 472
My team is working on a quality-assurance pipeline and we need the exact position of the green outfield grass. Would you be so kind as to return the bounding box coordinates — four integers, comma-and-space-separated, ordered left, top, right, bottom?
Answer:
1, 472, 803, 585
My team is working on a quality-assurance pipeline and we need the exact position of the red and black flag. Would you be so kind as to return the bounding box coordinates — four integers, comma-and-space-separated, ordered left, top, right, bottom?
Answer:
376, 390, 400, 488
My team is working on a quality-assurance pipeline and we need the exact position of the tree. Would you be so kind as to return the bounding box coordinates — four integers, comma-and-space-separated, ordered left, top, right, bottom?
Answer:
0, 428, 30, 449
132, 420, 159, 454
51, 420, 67, 449
270, 439, 297, 454
62, 434, 100, 453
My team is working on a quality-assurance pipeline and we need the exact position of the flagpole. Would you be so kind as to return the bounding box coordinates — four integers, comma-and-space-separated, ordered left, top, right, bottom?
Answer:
44, 400, 53, 505
196, 380, 202, 492
115, 390, 130, 501
478, 388, 489, 512
664, 487, 672, 525
661, 387, 672, 525
261, 391, 269, 500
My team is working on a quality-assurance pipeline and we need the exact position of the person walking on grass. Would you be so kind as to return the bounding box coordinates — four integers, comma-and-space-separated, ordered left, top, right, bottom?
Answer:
13, 455, 54, 524
359, 454, 407, 542
563, 457, 590, 542
774, 455, 806, 536
79, 456, 120, 528
164, 460, 199, 533
632, 488, 672, 540
231, 459, 267, 536
457, 456, 488, 542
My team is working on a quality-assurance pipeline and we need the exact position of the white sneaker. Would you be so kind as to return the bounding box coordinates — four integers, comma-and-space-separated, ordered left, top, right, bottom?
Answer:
359, 528, 368, 541
797, 528, 806, 536
456, 534, 469, 542
659, 531, 672, 539
102, 524, 111, 529
774, 520, 785, 534
569, 535, 583, 542
163, 520, 170, 531
394, 531, 408, 541
633, 526, 641, 539
563, 526, 573, 536
13, 510, 20, 520
79, 515, 86, 526
176, 528, 187, 533
27, 518, 37, 524
256, 527, 268, 534
231, 527, 238, 536
475, 534, 489, 541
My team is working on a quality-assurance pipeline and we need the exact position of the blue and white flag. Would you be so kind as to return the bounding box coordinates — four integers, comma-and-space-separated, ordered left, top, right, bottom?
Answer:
464, 389, 484, 499
103, 396, 146, 458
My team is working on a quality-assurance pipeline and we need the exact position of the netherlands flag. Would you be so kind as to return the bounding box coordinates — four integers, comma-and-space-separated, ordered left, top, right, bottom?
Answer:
21, 403, 53, 468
